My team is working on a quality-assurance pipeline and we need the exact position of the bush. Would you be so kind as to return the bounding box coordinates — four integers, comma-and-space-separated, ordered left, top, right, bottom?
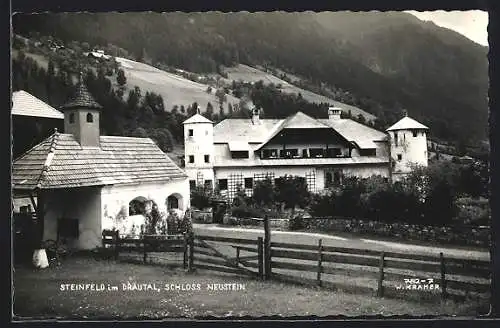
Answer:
191, 186, 211, 210
456, 204, 490, 226
288, 215, 307, 231
252, 178, 275, 207
309, 191, 336, 217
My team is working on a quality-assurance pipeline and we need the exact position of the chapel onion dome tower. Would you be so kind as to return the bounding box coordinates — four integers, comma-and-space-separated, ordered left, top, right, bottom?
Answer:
386, 112, 429, 179
59, 73, 103, 148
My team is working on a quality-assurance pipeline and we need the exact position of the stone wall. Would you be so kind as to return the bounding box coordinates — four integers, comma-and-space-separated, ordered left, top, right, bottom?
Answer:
300, 217, 490, 248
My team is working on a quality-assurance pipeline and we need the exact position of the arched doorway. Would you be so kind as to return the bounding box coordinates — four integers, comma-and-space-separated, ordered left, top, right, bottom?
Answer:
166, 193, 184, 211
129, 196, 149, 216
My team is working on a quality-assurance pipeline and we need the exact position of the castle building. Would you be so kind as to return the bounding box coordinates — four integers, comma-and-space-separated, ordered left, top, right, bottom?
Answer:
386, 114, 429, 181
183, 106, 429, 201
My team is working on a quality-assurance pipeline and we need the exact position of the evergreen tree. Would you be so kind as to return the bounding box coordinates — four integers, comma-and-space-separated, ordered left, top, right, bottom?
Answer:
116, 68, 127, 86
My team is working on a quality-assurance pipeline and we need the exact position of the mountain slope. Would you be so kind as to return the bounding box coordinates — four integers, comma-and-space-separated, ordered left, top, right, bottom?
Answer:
12, 11, 488, 144
222, 64, 377, 121
113, 57, 240, 112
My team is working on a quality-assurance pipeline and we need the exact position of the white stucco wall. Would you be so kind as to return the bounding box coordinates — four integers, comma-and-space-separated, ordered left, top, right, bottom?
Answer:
389, 129, 428, 174
184, 122, 214, 170
101, 178, 190, 236
341, 164, 390, 179
214, 163, 389, 200
42, 187, 102, 250
185, 168, 215, 187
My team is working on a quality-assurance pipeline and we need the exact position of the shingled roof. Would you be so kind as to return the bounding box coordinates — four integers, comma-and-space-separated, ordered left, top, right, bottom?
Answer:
59, 77, 103, 110
183, 113, 213, 124
12, 90, 64, 119
214, 111, 388, 150
12, 132, 187, 190
386, 116, 429, 131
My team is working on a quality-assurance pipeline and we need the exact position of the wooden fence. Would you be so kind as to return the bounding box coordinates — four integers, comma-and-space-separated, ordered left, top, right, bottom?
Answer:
268, 239, 491, 301
193, 235, 264, 279
102, 219, 491, 302
102, 230, 189, 268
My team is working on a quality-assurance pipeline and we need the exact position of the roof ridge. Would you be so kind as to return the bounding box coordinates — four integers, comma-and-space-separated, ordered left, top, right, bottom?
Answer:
35, 131, 60, 189
13, 131, 58, 161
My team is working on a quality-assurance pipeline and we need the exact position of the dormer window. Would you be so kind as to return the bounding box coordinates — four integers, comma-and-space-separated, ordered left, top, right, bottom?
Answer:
69, 112, 75, 124
86, 113, 94, 123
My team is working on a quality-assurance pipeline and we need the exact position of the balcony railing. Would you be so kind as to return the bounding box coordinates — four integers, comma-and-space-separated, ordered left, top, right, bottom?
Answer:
261, 152, 351, 160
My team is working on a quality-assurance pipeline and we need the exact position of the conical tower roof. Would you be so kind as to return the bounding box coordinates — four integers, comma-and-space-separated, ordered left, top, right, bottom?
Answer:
60, 72, 103, 110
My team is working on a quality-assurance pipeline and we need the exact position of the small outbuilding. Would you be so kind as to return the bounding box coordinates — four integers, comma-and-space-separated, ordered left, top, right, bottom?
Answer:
12, 76, 190, 250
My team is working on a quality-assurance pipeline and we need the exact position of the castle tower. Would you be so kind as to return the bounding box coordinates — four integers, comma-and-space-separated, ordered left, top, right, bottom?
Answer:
60, 73, 103, 148
182, 113, 215, 191
386, 114, 429, 181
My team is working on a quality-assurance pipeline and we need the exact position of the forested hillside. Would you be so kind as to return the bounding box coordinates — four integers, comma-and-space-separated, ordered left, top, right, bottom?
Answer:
12, 11, 489, 145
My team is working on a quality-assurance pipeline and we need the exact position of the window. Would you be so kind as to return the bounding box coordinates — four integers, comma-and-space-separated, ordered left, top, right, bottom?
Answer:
262, 149, 278, 159
394, 133, 399, 146
188, 129, 194, 137
218, 179, 228, 190
188, 155, 194, 163
302, 149, 308, 158
280, 149, 298, 158
231, 151, 249, 159
359, 149, 376, 156
333, 172, 342, 185
326, 148, 341, 157
86, 113, 93, 123
204, 154, 210, 163
69, 112, 75, 124
167, 195, 179, 209
325, 172, 333, 186
413, 130, 418, 137
189, 180, 196, 189
244, 178, 253, 189
309, 148, 324, 158
397, 154, 402, 161
204, 180, 213, 189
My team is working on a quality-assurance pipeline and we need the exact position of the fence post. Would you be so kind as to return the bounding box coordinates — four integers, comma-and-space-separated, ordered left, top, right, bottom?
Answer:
317, 239, 323, 287
183, 233, 188, 269
114, 230, 119, 261
143, 236, 147, 264
377, 251, 385, 297
235, 247, 240, 267
263, 215, 271, 280
257, 237, 264, 280
440, 252, 447, 300
188, 232, 194, 272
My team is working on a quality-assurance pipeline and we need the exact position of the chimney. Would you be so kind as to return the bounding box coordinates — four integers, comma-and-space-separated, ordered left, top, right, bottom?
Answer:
328, 106, 342, 120
251, 107, 260, 125
60, 72, 103, 148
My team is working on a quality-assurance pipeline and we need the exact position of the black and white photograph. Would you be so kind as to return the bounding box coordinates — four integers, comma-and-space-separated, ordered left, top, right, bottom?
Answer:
10, 9, 493, 320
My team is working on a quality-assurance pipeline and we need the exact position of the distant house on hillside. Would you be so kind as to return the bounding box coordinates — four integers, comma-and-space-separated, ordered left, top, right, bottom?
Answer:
12, 77, 190, 250
84, 49, 111, 61
12, 90, 64, 158
183, 106, 429, 201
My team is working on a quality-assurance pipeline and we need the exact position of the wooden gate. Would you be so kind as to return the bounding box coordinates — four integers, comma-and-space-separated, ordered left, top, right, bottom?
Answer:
191, 235, 264, 279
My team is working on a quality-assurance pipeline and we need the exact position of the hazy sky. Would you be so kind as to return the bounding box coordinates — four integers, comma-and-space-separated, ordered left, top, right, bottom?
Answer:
406, 10, 488, 46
